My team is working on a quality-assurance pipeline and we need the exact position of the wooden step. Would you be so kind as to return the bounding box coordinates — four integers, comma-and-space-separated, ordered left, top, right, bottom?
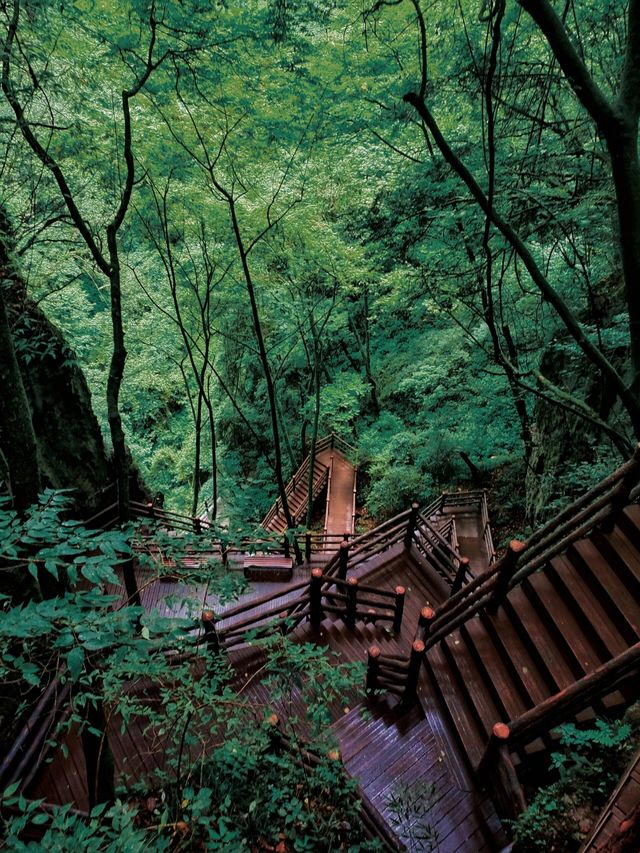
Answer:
424, 642, 485, 770
567, 540, 640, 645
616, 504, 640, 551
521, 572, 603, 676
459, 619, 530, 720
545, 554, 629, 660
441, 629, 505, 741
591, 525, 640, 603
500, 587, 576, 692
479, 609, 552, 706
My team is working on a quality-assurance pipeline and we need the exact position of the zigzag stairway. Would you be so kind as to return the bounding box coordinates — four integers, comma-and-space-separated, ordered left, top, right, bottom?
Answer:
12, 444, 640, 851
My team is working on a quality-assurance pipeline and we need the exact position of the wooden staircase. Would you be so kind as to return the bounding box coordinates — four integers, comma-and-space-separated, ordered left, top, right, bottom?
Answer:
422, 503, 640, 817
261, 457, 329, 534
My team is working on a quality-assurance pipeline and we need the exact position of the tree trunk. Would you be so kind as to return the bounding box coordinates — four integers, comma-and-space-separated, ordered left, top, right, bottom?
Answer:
306, 337, 321, 528
609, 125, 640, 396
192, 385, 203, 517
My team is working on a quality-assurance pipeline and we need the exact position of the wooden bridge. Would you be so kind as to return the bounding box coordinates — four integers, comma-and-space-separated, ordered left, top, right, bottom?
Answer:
6, 444, 640, 850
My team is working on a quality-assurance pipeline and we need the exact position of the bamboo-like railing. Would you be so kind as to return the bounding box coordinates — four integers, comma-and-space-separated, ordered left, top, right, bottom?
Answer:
261, 458, 329, 531
423, 445, 640, 650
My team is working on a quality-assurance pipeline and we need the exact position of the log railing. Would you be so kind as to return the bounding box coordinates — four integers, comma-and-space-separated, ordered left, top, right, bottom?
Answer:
423, 445, 640, 650
478, 640, 640, 821
0, 675, 72, 793
318, 573, 406, 634
411, 509, 469, 591
366, 640, 425, 705
321, 508, 413, 580
197, 567, 406, 651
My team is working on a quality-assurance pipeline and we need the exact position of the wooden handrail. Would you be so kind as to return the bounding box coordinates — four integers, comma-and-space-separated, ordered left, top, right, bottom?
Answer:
425, 446, 640, 646
415, 512, 461, 566
507, 640, 640, 747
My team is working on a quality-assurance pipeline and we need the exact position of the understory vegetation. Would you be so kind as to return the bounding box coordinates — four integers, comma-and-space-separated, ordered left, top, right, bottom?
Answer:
511, 708, 640, 852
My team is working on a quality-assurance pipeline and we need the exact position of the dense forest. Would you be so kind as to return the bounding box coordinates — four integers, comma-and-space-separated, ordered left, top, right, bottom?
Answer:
1, 0, 640, 850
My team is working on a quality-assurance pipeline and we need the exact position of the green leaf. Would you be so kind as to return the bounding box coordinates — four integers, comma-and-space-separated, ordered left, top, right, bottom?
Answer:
66, 646, 85, 682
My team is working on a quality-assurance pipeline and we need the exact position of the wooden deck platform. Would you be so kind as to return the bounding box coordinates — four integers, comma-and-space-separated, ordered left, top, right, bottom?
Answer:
27, 542, 506, 849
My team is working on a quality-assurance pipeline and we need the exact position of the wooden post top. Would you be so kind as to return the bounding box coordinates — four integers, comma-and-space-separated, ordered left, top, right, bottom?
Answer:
368, 645, 381, 659
347, 576, 358, 586
267, 712, 279, 727
412, 640, 425, 654
395, 585, 406, 595
421, 606, 435, 620
509, 540, 526, 553
202, 609, 215, 623
311, 567, 323, 579
411, 501, 420, 510
340, 541, 349, 551
460, 556, 470, 565
493, 722, 510, 740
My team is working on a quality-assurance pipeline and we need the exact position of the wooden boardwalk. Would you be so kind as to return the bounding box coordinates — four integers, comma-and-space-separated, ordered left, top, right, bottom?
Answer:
21, 450, 640, 851
28, 542, 506, 848
317, 447, 357, 540
261, 434, 358, 545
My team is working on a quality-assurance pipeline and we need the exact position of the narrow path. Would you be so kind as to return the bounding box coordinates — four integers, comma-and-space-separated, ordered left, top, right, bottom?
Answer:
440, 495, 492, 574
316, 448, 357, 539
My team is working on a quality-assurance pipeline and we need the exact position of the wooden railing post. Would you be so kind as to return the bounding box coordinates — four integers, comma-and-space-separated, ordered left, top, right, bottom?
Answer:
404, 502, 420, 548
366, 645, 381, 692
305, 531, 312, 562
418, 606, 436, 640
283, 533, 291, 559
451, 556, 470, 595
487, 540, 525, 613
346, 577, 358, 629
193, 517, 202, 535
266, 712, 281, 755
477, 723, 527, 821
393, 585, 406, 634
402, 640, 425, 705
309, 568, 324, 629
338, 541, 350, 580
202, 609, 219, 656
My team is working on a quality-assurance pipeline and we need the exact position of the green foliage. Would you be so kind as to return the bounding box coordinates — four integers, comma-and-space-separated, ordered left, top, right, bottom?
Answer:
0, 496, 374, 849
510, 718, 636, 852
387, 780, 440, 852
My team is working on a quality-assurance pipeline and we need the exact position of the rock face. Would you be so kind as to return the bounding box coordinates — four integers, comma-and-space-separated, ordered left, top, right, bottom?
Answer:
1, 211, 112, 513
16, 300, 113, 512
